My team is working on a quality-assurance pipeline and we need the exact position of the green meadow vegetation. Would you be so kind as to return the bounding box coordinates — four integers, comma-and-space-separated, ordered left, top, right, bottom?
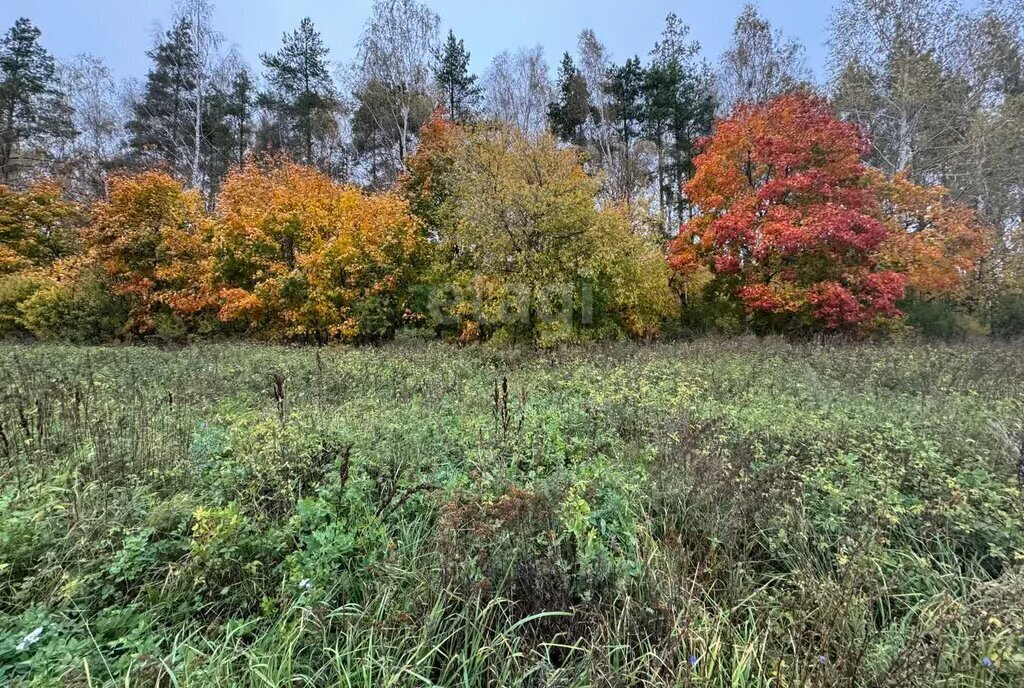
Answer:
1, 339, 1022, 686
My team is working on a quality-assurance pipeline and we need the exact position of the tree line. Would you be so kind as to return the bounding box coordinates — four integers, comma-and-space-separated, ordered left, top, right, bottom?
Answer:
1, 0, 1022, 343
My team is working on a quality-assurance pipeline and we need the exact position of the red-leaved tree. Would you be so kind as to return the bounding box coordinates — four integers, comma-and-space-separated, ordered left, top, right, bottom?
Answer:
669, 93, 987, 332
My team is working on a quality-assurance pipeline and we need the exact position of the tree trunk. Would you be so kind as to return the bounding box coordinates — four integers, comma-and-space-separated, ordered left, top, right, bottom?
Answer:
399, 106, 409, 163
656, 135, 665, 232
1, 102, 14, 182
191, 6, 204, 190
896, 107, 913, 173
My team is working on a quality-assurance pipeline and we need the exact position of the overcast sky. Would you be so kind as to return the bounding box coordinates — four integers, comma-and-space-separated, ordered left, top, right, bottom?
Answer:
4, 1, 835, 84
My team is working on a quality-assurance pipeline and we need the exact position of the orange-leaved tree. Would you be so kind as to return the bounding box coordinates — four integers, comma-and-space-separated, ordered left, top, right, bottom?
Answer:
872, 171, 990, 300
669, 93, 989, 332
401, 108, 461, 242
80, 172, 214, 336
212, 159, 421, 342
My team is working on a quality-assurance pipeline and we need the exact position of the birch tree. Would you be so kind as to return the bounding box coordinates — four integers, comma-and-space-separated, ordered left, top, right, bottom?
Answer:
829, 0, 973, 181
55, 54, 125, 199
717, 3, 810, 114
481, 46, 552, 136
354, 0, 440, 169
178, 0, 220, 189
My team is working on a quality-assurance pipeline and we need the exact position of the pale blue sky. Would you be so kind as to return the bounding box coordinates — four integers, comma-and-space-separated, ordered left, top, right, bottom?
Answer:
5, 1, 835, 83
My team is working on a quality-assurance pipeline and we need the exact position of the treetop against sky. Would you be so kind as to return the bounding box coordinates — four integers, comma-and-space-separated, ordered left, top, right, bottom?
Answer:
0, 0, 831, 83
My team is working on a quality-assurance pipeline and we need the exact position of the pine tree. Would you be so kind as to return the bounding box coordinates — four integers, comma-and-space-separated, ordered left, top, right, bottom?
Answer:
201, 71, 251, 202
604, 58, 645, 151
0, 18, 75, 183
260, 17, 338, 166
642, 67, 714, 230
353, 80, 413, 189
435, 30, 480, 123
223, 68, 254, 168
126, 17, 198, 180
548, 52, 590, 146
602, 57, 647, 208
643, 15, 715, 232
660, 67, 714, 226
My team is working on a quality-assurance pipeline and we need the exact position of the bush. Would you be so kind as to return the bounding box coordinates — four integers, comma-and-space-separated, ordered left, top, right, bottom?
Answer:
17, 265, 129, 342
902, 297, 987, 339
0, 271, 48, 337
989, 293, 1024, 338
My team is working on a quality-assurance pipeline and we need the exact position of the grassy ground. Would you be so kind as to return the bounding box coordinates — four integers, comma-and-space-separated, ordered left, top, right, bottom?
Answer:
0, 338, 1022, 686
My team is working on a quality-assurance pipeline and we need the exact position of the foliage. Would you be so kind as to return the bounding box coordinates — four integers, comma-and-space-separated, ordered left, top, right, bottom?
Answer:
406, 121, 678, 342
643, 14, 717, 232
481, 46, 554, 137
670, 93, 989, 334
258, 17, 340, 169
212, 159, 421, 342
352, 0, 440, 188
400, 108, 460, 238
548, 52, 590, 146
874, 171, 991, 298
0, 17, 74, 184
81, 171, 214, 337
13, 259, 129, 341
989, 293, 1024, 338
126, 17, 199, 183
351, 79, 432, 189
435, 30, 480, 124
0, 182, 78, 275
586, 208, 680, 337
900, 297, 983, 339
0, 270, 49, 336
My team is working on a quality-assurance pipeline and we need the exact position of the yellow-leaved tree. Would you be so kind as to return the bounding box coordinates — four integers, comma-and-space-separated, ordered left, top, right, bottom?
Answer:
0, 182, 82, 336
0, 182, 79, 275
405, 116, 677, 344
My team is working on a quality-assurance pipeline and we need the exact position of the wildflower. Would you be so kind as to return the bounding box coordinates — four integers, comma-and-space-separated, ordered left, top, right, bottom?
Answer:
689, 655, 699, 668
818, 655, 828, 665
16, 627, 43, 652
299, 578, 312, 590
983, 657, 993, 669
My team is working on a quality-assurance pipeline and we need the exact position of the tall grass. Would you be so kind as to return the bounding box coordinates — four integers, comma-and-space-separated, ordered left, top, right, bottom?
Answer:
0, 339, 1022, 686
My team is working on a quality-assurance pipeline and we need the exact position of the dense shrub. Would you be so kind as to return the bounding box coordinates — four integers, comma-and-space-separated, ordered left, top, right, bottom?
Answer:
16, 263, 130, 342
0, 271, 47, 337
902, 297, 987, 339
990, 293, 1024, 338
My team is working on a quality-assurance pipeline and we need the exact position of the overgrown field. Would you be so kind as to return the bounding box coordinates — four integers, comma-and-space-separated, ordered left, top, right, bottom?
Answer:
1, 340, 1023, 686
